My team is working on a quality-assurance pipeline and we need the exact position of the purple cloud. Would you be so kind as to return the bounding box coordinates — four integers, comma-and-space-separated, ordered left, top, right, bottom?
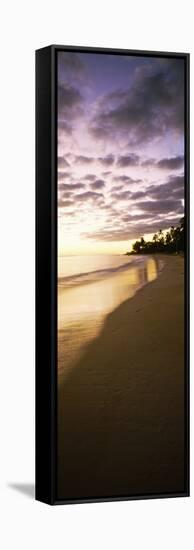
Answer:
90, 59, 184, 144
113, 175, 142, 184
59, 183, 85, 191
98, 154, 115, 166
83, 174, 96, 181
90, 179, 105, 190
58, 84, 83, 115
74, 155, 94, 164
58, 156, 70, 168
117, 154, 140, 167
75, 191, 104, 202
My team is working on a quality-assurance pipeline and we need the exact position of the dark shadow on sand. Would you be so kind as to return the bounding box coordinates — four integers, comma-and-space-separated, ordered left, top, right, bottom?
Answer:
57, 257, 185, 501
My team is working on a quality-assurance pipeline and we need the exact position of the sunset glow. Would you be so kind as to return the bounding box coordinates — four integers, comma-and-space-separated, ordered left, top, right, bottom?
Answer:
58, 52, 184, 255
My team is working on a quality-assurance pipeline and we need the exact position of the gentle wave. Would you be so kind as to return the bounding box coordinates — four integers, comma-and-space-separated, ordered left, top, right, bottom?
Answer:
58, 257, 145, 288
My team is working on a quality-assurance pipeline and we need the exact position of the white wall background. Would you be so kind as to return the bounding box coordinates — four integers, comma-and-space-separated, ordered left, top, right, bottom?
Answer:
0, 1, 193, 548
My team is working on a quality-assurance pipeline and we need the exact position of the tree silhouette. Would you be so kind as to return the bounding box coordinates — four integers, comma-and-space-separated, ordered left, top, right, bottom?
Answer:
127, 217, 185, 255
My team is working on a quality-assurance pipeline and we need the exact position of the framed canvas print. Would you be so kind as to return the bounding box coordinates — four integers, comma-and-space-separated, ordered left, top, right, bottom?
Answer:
36, 45, 190, 505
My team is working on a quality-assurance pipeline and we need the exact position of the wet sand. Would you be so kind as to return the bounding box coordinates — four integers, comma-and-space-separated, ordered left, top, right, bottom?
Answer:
57, 255, 185, 500
58, 256, 162, 378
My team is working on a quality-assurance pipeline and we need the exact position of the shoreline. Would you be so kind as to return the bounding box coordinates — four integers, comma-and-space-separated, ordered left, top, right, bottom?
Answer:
57, 254, 158, 291
58, 255, 185, 500
58, 255, 163, 376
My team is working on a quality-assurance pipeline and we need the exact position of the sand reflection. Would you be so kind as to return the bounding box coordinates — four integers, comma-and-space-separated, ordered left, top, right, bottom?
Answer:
58, 256, 160, 378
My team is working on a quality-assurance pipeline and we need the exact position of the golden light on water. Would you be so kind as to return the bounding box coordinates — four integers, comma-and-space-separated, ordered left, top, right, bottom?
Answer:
146, 258, 158, 283
58, 256, 160, 378
58, 266, 141, 329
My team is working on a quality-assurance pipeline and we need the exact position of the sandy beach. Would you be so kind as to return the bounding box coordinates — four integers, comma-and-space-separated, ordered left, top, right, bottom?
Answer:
57, 255, 185, 500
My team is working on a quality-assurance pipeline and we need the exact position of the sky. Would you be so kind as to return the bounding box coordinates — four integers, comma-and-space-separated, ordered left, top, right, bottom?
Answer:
57, 51, 185, 255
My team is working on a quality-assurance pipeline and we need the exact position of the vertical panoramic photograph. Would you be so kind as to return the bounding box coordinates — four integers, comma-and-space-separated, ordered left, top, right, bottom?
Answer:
57, 50, 186, 500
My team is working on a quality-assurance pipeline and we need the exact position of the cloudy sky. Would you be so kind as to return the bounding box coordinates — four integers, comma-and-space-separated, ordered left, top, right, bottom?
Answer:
57, 51, 185, 255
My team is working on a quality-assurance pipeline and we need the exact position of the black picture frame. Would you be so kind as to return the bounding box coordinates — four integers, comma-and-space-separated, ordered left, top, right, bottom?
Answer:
36, 44, 190, 505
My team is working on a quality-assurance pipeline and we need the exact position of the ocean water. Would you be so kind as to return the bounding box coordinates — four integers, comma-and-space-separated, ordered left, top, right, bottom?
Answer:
58, 254, 162, 378
58, 254, 141, 283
